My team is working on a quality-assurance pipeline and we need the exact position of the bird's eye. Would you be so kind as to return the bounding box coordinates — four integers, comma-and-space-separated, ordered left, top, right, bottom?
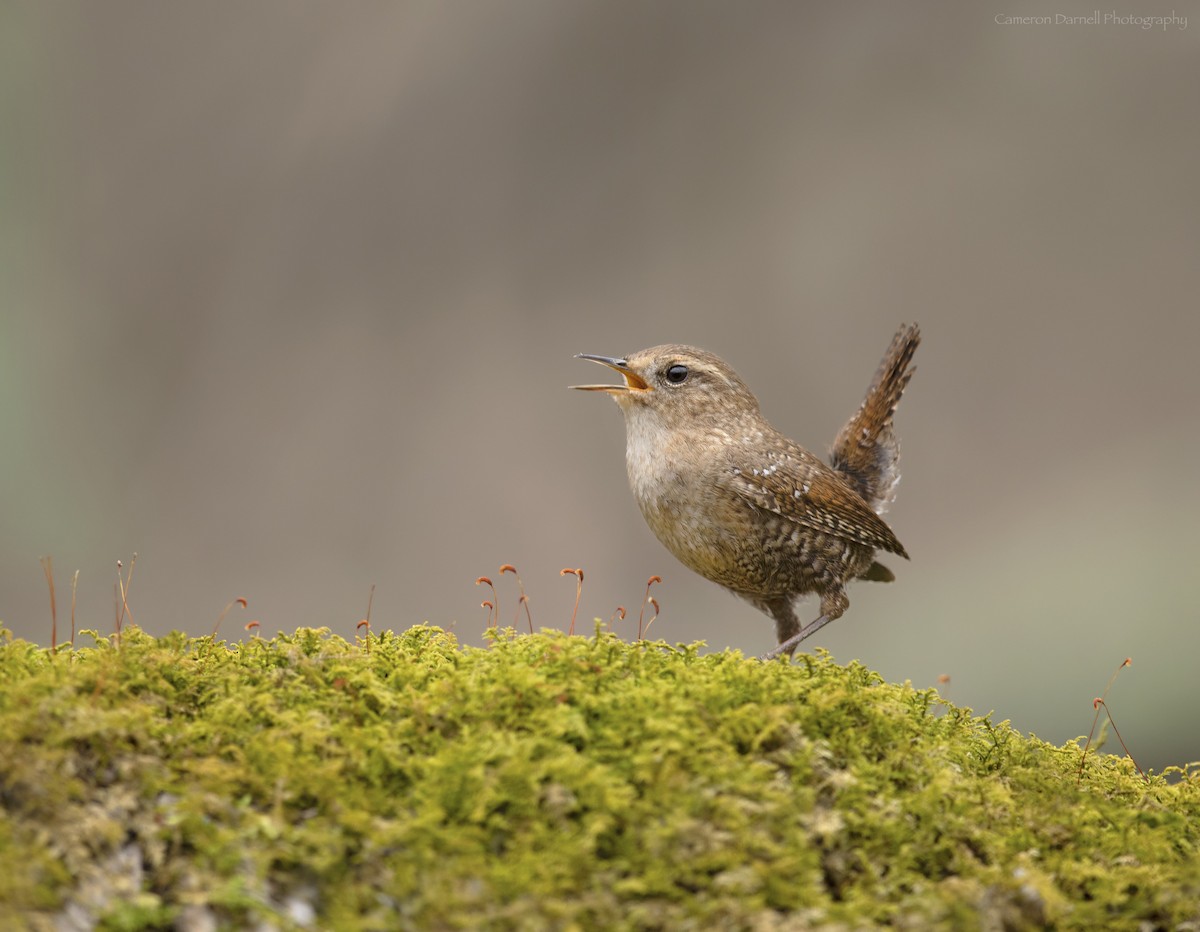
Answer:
665, 364, 689, 384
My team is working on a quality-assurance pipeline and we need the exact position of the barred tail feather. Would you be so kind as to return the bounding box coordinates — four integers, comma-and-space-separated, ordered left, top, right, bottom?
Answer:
829, 323, 920, 515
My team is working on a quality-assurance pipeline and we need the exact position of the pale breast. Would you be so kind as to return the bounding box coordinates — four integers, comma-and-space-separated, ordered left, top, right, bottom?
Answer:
623, 419, 755, 586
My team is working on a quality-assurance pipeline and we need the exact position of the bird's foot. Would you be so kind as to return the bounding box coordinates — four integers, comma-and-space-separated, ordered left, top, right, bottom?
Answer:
758, 614, 834, 661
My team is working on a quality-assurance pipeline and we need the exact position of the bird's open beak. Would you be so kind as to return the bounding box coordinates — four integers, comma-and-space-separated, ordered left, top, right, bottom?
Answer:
571, 354, 652, 392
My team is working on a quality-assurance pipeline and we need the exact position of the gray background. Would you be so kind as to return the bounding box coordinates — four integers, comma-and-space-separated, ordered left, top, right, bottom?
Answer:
4, 2, 1197, 771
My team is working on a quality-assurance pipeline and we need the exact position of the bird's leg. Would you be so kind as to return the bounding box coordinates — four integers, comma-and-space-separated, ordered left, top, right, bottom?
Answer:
759, 589, 848, 661
760, 614, 832, 660
766, 597, 800, 645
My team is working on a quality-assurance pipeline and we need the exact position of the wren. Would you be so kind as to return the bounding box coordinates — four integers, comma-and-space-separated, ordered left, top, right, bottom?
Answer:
573, 324, 919, 659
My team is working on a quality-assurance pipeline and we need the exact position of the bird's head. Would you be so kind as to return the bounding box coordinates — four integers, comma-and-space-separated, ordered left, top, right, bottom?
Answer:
572, 344, 762, 428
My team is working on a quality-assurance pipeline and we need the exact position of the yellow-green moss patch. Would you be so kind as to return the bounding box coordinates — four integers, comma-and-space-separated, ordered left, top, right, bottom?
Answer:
1, 625, 1197, 930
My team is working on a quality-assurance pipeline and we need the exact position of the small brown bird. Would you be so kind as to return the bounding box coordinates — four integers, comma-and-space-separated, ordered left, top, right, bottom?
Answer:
573, 324, 919, 659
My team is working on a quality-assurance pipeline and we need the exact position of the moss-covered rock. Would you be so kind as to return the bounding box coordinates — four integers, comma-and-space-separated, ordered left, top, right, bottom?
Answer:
0, 625, 1196, 930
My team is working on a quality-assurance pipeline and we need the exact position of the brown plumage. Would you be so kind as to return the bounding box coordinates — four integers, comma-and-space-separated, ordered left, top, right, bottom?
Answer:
573, 324, 920, 658
829, 324, 920, 516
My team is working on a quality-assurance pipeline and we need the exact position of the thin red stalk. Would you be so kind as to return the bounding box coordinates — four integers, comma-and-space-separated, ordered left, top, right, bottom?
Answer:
560, 568, 583, 635
476, 577, 499, 628
609, 606, 626, 633
1077, 658, 1134, 782
359, 584, 376, 653
212, 597, 248, 639
40, 556, 57, 654
115, 554, 138, 632
500, 565, 534, 634
1094, 699, 1146, 781
70, 570, 79, 645
637, 576, 662, 640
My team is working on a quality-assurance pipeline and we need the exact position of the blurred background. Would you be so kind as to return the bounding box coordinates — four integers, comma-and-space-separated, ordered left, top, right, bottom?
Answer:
3, 2, 1197, 770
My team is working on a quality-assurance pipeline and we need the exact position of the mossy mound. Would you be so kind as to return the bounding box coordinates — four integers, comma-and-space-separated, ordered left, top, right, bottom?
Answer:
0, 625, 1197, 930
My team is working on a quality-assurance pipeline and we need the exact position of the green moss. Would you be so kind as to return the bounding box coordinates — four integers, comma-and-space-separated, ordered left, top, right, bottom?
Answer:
0, 624, 1197, 929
